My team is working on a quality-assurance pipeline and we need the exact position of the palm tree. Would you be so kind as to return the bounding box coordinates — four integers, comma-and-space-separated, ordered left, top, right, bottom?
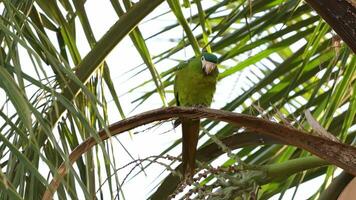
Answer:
0, 0, 354, 199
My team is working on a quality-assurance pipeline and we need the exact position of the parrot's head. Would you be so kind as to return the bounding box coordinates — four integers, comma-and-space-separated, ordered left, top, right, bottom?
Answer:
201, 52, 218, 75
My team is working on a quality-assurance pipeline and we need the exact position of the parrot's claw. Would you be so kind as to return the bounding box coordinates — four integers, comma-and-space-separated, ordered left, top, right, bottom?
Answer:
193, 104, 206, 108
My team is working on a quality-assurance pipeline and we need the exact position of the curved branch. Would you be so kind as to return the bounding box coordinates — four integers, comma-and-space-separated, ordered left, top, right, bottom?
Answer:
42, 107, 356, 199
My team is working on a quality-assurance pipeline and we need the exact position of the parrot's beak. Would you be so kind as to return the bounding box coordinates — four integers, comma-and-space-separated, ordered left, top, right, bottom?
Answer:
203, 61, 217, 75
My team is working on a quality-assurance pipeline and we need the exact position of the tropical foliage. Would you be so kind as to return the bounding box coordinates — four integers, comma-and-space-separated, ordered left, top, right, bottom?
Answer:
0, 0, 354, 199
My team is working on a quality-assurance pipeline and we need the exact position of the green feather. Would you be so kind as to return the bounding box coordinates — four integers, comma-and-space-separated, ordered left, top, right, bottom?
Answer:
174, 57, 218, 107
174, 55, 218, 176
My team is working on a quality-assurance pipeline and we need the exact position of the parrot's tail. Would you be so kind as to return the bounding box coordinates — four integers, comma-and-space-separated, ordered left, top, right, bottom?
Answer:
181, 119, 200, 177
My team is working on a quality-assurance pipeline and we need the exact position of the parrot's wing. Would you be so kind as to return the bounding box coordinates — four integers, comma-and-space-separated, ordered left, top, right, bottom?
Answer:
175, 92, 180, 106
174, 61, 187, 106
173, 61, 187, 127
174, 73, 180, 106
173, 58, 195, 106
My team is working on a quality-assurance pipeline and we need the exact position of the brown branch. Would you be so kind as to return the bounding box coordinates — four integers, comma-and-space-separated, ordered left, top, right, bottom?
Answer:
42, 107, 356, 200
304, 0, 356, 53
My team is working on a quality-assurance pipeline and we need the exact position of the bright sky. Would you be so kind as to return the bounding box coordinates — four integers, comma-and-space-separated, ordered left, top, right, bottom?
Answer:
0, 0, 331, 199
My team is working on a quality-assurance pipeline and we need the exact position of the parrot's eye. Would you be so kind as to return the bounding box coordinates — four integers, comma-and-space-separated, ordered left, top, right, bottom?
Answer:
201, 56, 205, 62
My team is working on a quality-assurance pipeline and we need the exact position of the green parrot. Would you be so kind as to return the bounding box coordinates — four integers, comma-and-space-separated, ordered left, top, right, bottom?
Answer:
174, 52, 219, 177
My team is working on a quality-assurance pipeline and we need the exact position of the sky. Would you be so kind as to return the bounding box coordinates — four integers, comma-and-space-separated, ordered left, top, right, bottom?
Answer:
0, 0, 331, 199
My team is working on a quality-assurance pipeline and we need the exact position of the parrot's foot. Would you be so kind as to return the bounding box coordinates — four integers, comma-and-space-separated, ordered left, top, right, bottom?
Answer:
193, 104, 206, 108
